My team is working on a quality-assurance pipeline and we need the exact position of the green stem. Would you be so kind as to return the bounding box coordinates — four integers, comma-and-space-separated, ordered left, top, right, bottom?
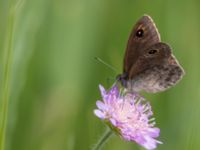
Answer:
92, 128, 113, 150
0, 6, 15, 150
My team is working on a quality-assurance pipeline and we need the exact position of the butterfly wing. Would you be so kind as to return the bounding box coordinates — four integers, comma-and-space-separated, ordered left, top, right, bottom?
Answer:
119, 15, 185, 93
123, 15, 161, 76
126, 42, 185, 93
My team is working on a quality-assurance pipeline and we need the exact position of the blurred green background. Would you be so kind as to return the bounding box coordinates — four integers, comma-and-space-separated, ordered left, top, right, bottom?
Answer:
0, 0, 200, 150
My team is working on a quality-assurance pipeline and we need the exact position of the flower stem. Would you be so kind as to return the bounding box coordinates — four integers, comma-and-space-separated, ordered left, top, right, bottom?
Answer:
92, 128, 113, 150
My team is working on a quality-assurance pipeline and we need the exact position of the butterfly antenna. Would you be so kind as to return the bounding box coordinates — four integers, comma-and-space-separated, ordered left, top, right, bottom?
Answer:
94, 57, 117, 73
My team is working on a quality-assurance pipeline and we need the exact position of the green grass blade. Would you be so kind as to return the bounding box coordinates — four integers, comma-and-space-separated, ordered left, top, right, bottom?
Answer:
0, 5, 15, 150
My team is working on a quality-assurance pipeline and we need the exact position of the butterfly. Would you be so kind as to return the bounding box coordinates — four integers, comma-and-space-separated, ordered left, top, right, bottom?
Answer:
117, 15, 185, 93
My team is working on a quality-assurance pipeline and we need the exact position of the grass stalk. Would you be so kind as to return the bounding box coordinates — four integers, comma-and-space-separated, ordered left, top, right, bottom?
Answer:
0, 5, 15, 150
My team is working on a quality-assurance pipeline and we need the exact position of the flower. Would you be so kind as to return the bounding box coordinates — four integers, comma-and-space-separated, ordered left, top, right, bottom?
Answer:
94, 84, 162, 150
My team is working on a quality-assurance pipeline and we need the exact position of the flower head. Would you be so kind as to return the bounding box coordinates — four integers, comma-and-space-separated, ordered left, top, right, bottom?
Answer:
94, 84, 162, 150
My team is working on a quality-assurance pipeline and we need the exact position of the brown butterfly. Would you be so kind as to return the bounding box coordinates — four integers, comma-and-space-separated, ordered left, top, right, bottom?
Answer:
117, 15, 185, 93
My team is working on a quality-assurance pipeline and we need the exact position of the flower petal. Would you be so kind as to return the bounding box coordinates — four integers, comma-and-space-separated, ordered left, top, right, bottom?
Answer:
96, 100, 106, 110
94, 109, 105, 119
148, 127, 160, 138
142, 136, 158, 150
108, 84, 119, 97
109, 118, 117, 126
99, 84, 107, 100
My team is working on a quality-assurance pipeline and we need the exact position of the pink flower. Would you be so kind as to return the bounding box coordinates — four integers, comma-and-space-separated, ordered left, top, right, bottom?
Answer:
94, 84, 162, 150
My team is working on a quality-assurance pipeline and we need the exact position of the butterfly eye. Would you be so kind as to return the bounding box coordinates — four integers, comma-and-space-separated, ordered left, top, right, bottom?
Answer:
148, 49, 158, 54
136, 29, 144, 37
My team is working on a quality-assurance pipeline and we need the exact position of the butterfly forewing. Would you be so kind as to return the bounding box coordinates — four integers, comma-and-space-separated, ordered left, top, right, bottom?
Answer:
123, 15, 161, 75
